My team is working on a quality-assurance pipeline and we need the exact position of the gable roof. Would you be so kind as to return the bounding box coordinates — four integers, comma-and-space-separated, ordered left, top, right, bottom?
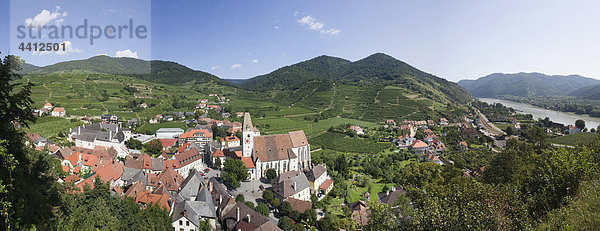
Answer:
252, 134, 297, 162
220, 202, 280, 231
175, 148, 202, 167
285, 198, 312, 213
273, 171, 310, 198
288, 131, 308, 147
303, 164, 326, 182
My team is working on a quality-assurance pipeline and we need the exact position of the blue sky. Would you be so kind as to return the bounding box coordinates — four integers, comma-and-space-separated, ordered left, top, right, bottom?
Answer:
2, 0, 600, 81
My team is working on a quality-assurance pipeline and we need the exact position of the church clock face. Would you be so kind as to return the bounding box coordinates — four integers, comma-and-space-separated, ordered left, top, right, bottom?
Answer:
245, 138, 251, 144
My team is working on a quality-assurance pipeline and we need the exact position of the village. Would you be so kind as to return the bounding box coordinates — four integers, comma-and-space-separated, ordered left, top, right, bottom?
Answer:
26, 92, 598, 231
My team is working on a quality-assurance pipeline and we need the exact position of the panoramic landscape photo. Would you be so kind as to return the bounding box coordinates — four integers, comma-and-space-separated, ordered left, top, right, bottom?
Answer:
1, 0, 600, 230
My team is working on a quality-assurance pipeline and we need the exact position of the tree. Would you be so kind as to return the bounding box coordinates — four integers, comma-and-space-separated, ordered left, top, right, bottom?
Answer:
575, 119, 586, 130
125, 138, 142, 150
144, 139, 163, 156
244, 201, 255, 209
597, 125, 600, 133
222, 158, 248, 189
278, 216, 295, 231
262, 190, 274, 202
255, 203, 270, 217
0, 54, 64, 230
504, 126, 514, 136
335, 154, 349, 178
266, 168, 277, 180
214, 157, 222, 169
280, 201, 293, 215
236, 194, 245, 203
302, 208, 317, 225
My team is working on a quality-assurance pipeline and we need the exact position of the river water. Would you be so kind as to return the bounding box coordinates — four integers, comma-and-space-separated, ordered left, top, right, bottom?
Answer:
479, 98, 600, 130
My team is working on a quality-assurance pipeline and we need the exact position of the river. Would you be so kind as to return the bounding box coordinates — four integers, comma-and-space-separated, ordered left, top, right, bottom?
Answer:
479, 98, 600, 130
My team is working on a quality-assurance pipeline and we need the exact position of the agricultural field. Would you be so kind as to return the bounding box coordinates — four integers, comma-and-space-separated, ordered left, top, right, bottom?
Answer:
549, 132, 598, 146
309, 131, 391, 154
25, 117, 83, 138
253, 117, 376, 137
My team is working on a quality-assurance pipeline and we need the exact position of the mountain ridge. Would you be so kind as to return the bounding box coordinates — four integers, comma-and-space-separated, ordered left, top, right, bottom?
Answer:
457, 72, 600, 98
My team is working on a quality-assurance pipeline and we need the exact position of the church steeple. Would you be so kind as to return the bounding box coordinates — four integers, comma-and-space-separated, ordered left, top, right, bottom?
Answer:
242, 112, 255, 157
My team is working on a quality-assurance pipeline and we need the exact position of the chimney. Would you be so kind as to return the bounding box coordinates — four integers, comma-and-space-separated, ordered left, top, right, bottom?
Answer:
386, 190, 389, 196
292, 182, 296, 190
78, 127, 81, 135
109, 131, 112, 140
391, 186, 396, 192
246, 214, 251, 223
209, 181, 214, 192
236, 207, 240, 222
219, 195, 222, 204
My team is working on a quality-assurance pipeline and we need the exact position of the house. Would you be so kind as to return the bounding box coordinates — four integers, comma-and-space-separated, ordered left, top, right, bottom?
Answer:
348, 200, 370, 227
174, 148, 204, 178
513, 123, 521, 131
431, 139, 446, 153
179, 129, 213, 147
51, 107, 66, 117
159, 139, 177, 151
439, 118, 449, 126
425, 152, 444, 165
410, 140, 429, 154
210, 149, 226, 169
220, 136, 240, 147
385, 119, 396, 125
396, 136, 416, 149
68, 123, 130, 157
349, 125, 364, 135
377, 186, 406, 206
172, 170, 218, 230
101, 114, 119, 124
221, 112, 231, 118
155, 128, 184, 139
459, 141, 468, 150
139, 102, 148, 108
285, 198, 313, 213
220, 202, 281, 231
125, 181, 173, 211
565, 125, 581, 134
126, 118, 139, 128
43, 102, 53, 110
303, 165, 332, 196
146, 167, 183, 192
424, 134, 435, 144
236, 112, 244, 118
272, 170, 311, 201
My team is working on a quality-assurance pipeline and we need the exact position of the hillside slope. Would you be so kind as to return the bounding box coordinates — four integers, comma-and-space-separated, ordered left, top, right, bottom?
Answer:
242, 53, 472, 122
570, 84, 600, 100
28, 55, 228, 86
458, 73, 600, 98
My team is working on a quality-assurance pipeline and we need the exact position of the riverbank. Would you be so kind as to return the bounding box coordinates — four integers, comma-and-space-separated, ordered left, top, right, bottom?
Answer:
479, 98, 600, 130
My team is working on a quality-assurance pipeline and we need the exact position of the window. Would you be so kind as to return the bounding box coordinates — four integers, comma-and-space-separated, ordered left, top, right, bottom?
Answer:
179, 220, 183, 226
186, 221, 189, 226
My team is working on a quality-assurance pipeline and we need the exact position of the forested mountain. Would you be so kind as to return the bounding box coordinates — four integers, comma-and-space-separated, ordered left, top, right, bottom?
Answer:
458, 72, 600, 98
26, 55, 228, 86
243, 53, 472, 105
570, 83, 600, 100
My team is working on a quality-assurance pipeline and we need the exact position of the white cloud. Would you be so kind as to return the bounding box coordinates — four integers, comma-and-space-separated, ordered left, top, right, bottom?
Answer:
322, 28, 341, 35
97, 53, 108, 56
115, 49, 138, 58
211, 65, 220, 70
274, 26, 279, 30
230, 64, 242, 69
252, 59, 258, 63
296, 15, 341, 36
294, 11, 299, 16
33, 40, 82, 56
25, 6, 67, 28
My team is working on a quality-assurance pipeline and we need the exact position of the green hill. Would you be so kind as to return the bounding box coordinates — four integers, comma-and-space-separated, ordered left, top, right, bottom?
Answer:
458, 72, 600, 98
28, 55, 228, 86
242, 53, 472, 122
569, 84, 600, 100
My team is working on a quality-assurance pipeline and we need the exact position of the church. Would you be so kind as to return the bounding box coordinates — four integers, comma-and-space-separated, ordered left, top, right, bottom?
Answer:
241, 113, 311, 180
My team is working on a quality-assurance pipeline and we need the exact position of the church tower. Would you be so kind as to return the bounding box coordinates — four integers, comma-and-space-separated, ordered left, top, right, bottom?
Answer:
242, 112, 254, 157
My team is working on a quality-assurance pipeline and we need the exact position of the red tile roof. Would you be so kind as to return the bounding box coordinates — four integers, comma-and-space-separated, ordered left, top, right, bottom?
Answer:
174, 148, 202, 167
241, 157, 255, 169
319, 179, 333, 191
159, 139, 177, 149
211, 150, 225, 157
53, 107, 65, 112
180, 129, 211, 139
410, 140, 429, 148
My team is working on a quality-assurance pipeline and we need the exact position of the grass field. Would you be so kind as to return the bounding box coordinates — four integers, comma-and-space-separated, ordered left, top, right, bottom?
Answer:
25, 117, 83, 138
253, 117, 376, 137
550, 132, 598, 146
309, 131, 391, 154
